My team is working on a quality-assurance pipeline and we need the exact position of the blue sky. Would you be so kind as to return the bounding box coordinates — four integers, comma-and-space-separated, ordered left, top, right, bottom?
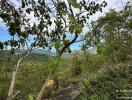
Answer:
0, 27, 11, 41
0, 26, 83, 50
0, 0, 128, 50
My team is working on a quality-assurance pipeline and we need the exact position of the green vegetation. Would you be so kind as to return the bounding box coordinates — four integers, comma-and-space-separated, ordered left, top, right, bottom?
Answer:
0, 0, 107, 99
0, 0, 132, 100
0, 47, 132, 100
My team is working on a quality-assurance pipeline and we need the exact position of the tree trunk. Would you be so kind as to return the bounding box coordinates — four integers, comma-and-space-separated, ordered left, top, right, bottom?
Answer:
36, 73, 51, 100
7, 50, 31, 100
7, 71, 17, 100
36, 34, 78, 100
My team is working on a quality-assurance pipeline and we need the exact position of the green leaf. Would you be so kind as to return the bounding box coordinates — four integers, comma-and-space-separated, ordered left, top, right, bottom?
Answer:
0, 13, 10, 22
61, 10, 68, 15
63, 40, 70, 46
0, 42, 4, 49
9, 22, 17, 36
10, 48, 15, 55
26, 8, 32, 14
28, 94, 34, 100
4, 41, 8, 46
75, 25, 82, 33
68, 0, 80, 8
54, 41, 61, 50
67, 47, 71, 53
48, 63, 54, 71
22, 0, 25, 8
69, 24, 75, 33
68, 14, 75, 23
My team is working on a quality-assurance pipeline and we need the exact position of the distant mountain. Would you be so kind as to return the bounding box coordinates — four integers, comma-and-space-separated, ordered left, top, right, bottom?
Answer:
32, 49, 56, 56
1, 49, 82, 57
0, 49, 56, 62
20, 49, 56, 56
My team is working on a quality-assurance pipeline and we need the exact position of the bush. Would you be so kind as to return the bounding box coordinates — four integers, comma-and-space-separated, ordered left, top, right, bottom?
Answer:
79, 62, 132, 100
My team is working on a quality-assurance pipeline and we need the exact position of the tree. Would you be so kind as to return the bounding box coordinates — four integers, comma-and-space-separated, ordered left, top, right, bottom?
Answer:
85, 1, 132, 62
0, 0, 107, 99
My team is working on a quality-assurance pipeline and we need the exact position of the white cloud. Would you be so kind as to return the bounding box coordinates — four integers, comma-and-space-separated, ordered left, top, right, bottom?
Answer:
81, 0, 129, 34
8, 0, 21, 8
89, 0, 129, 21
0, 0, 129, 34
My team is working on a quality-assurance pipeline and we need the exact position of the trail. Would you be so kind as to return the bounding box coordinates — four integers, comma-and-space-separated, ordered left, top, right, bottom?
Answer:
46, 82, 82, 100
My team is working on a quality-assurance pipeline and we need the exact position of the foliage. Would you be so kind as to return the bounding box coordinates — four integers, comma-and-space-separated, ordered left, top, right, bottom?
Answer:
0, 47, 132, 100
79, 62, 132, 100
0, 0, 107, 53
0, 0, 132, 100
0, 52, 50, 99
76, 2, 132, 99
0, 0, 108, 99
84, 1, 132, 62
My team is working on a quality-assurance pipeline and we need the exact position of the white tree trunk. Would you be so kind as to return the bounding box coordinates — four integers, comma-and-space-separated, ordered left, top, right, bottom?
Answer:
7, 50, 31, 100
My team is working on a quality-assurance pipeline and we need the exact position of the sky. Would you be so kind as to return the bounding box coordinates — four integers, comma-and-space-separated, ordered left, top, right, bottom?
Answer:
0, 0, 128, 51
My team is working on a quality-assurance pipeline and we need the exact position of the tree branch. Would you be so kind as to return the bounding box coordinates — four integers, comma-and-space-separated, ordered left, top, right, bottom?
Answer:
7, 37, 38, 100
36, 33, 78, 100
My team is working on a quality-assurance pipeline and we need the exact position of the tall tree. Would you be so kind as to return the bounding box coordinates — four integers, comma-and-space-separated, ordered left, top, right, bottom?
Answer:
84, 1, 132, 62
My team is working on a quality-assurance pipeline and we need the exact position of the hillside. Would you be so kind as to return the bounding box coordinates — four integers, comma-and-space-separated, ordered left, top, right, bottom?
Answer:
0, 50, 132, 100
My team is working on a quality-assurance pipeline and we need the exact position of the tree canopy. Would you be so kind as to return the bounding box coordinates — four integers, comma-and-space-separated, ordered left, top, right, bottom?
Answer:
84, 1, 132, 62
0, 0, 107, 53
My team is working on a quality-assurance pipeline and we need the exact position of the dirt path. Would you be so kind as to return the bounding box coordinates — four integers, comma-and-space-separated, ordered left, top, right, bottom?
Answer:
47, 82, 82, 100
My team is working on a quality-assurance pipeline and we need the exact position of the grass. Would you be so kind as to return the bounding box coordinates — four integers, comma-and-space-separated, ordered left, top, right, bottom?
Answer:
0, 50, 132, 100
